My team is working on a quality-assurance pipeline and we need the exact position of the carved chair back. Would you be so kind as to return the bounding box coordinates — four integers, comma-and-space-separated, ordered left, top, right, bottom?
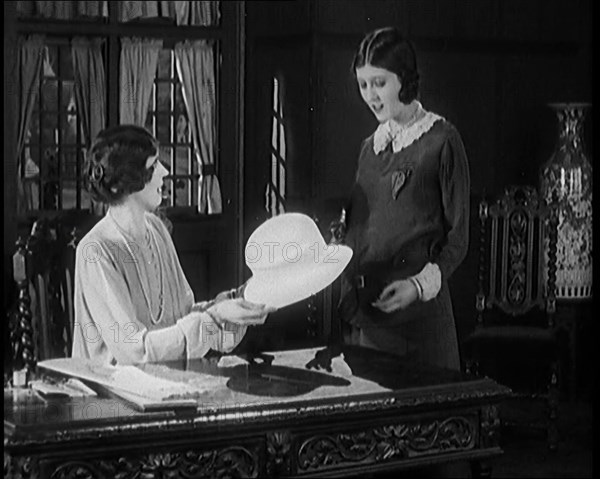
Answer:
9, 212, 98, 371
475, 185, 559, 330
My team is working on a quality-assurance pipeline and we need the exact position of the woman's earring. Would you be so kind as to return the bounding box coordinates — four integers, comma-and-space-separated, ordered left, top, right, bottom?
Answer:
91, 164, 104, 183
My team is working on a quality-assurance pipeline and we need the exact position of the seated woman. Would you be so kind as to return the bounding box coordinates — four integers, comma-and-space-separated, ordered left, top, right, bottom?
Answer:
72, 125, 273, 365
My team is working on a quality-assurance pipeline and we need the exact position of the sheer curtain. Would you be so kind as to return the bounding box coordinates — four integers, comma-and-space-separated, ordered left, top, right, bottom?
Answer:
118, 1, 220, 25
119, 38, 162, 126
175, 1, 220, 25
175, 40, 222, 214
71, 37, 107, 215
16, 1, 108, 19
119, 1, 174, 21
15, 35, 46, 214
71, 37, 106, 143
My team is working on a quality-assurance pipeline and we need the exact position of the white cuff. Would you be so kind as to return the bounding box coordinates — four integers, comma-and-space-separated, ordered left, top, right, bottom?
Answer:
411, 262, 441, 302
176, 312, 213, 359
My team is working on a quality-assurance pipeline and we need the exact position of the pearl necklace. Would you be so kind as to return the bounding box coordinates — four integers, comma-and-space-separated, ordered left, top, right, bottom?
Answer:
108, 211, 165, 324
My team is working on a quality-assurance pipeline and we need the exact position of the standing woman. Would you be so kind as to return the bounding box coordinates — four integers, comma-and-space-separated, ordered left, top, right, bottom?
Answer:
336, 27, 470, 371
73, 125, 272, 365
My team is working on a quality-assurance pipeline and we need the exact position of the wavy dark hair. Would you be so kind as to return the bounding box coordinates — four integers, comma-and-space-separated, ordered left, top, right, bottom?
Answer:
351, 27, 420, 104
84, 125, 159, 206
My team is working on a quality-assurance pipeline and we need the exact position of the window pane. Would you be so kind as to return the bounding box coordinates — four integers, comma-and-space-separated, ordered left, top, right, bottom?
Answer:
40, 113, 60, 144
42, 148, 60, 180
156, 81, 171, 112
61, 81, 76, 111
41, 180, 60, 210
157, 49, 172, 78
59, 45, 74, 79
42, 79, 59, 112
175, 147, 191, 175
61, 147, 79, 178
155, 113, 171, 144
62, 180, 78, 209
174, 178, 190, 207
62, 116, 82, 145
23, 179, 40, 211
175, 113, 189, 144
162, 178, 173, 207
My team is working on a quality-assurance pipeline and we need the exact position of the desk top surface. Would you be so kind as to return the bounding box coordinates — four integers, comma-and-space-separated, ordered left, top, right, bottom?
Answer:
5, 346, 510, 445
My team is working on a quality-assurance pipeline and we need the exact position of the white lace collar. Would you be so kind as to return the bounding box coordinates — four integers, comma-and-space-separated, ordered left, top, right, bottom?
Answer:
373, 103, 443, 155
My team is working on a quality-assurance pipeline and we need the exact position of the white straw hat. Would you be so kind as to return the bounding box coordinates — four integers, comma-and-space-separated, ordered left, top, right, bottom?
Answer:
243, 213, 353, 309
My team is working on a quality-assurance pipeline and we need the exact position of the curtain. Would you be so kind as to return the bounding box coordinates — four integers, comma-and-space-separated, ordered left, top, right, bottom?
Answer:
71, 37, 107, 216
71, 37, 106, 145
119, 1, 172, 21
16, 1, 218, 24
174, 40, 222, 214
16, 35, 46, 215
16, 1, 108, 19
118, 1, 219, 25
119, 38, 162, 126
175, 1, 220, 26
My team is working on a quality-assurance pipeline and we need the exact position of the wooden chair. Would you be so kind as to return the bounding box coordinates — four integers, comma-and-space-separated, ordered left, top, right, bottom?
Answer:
8, 212, 98, 373
463, 185, 560, 451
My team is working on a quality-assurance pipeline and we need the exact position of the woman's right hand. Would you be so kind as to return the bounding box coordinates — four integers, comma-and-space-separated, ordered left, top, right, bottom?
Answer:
207, 298, 276, 327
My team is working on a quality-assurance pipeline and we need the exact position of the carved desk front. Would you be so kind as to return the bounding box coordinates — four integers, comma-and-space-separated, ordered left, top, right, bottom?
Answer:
5, 346, 510, 478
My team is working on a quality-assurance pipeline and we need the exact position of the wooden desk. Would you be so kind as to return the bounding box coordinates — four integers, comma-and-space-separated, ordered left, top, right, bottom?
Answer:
5, 346, 510, 478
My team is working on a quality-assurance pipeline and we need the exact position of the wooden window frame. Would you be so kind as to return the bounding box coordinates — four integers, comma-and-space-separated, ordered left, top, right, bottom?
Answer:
10, 0, 242, 225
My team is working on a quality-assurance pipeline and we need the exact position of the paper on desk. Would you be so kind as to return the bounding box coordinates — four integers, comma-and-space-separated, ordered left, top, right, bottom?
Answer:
30, 379, 97, 398
38, 358, 214, 402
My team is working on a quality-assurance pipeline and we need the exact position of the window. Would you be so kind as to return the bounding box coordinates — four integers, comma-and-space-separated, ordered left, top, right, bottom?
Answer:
15, 0, 225, 216
145, 48, 197, 208
23, 43, 91, 211
266, 76, 286, 216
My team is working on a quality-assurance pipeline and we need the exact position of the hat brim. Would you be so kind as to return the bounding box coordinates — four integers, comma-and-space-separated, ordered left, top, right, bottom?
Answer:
244, 245, 353, 309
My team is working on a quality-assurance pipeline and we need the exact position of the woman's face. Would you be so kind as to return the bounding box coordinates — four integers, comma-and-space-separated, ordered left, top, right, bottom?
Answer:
355, 64, 403, 123
129, 154, 169, 211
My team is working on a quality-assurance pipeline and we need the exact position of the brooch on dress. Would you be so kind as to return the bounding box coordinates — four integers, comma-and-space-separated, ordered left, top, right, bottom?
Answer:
391, 169, 412, 200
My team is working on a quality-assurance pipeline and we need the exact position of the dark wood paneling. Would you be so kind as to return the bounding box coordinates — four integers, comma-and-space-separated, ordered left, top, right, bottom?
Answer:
452, 0, 499, 40
407, 0, 456, 38
418, 50, 497, 196
316, 0, 369, 34
317, 42, 367, 203
247, 0, 311, 37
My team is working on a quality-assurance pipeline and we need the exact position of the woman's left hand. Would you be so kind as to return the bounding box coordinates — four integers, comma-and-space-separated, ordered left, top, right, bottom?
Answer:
372, 279, 418, 313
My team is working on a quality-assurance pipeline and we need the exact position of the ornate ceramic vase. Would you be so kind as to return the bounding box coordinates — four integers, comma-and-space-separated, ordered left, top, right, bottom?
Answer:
540, 103, 592, 299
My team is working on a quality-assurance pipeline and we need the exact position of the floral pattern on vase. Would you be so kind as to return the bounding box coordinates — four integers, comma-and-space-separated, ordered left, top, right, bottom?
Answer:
540, 103, 592, 299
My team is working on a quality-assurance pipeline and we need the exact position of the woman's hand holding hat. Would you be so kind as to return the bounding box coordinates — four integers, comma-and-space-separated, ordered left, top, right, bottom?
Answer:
207, 298, 277, 327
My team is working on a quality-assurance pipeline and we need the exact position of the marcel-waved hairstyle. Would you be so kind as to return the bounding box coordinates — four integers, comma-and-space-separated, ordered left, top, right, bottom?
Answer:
84, 125, 159, 205
351, 27, 420, 104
